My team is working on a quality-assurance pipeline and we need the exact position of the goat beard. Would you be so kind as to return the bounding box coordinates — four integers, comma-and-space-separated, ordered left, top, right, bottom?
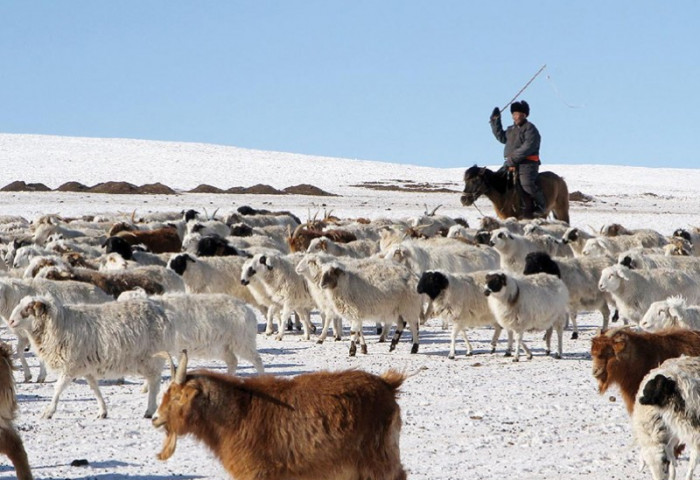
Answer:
157, 432, 178, 461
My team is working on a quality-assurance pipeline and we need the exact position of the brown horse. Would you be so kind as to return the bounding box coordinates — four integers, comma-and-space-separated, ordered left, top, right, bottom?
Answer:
460, 165, 570, 224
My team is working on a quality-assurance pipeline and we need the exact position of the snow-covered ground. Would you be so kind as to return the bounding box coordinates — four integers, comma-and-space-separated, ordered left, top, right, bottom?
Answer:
0, 133, 698, 479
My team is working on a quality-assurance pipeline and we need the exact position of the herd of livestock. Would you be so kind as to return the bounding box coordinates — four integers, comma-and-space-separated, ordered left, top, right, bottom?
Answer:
0, 205, 699, 479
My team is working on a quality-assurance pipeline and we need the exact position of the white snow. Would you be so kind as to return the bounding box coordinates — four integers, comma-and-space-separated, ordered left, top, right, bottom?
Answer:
0, 132, 698, 479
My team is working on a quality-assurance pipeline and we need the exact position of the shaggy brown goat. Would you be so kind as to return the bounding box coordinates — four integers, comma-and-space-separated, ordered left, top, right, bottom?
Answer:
43, 266, 164, 299
114, 226, 181, 253
591, 327, 700, 413
0, 342, 33, 480
286, 225, 357, 253
153, 351, 407, 480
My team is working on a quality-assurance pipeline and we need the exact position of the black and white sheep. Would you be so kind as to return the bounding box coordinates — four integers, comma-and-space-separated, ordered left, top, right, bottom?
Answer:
484, 271, 569, 361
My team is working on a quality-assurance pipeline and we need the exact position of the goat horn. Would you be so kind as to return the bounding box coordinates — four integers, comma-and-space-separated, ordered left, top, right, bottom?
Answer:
211, 207, 219, 220
292, 223, 305, 238
430, 204, 443, 216
174, 349, 188, 384
154, 351, 177, 381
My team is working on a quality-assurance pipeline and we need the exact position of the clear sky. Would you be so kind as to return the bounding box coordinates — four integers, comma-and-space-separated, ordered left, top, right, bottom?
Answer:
1, 1, 698, 169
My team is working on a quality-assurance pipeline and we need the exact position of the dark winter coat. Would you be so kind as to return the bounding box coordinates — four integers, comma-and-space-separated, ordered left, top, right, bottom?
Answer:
490, 117, 541, 166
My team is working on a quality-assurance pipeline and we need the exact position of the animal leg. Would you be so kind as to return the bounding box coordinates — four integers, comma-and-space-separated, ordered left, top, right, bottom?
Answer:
555, 323, 564, 359
389, 317, 405, 352
316, 312, 331, 344
0, 425, 33, 480
264, 303, 278, 335
299, 310, 314, 340
276, 305, 292, 340
448, 323, 459, 359
223, 351, 239, 375
544, 327, 553, 355
43, 373, 73, 419
84, 374, 108, 419
568, 311, 579, 340
503, 329, 514, 357
490, 325, 502, 354
333, 316, 343, 341
14, 336, 32, 383
461, 328, 473, 356
143, 373, 161, 419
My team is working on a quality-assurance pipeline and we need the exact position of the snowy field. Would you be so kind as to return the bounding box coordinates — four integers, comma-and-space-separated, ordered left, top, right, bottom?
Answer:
0, 133, 699, 480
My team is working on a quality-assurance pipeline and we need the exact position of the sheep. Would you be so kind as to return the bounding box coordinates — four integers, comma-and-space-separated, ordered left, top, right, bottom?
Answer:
97, 257, 186, 293
152, 350, 407, 480
287, 224, 357, 253
416, 270, 510, 358
598, 264, 700, 324
22, 254, 74, 279
185, 218, 231, 239
118, 291, 264, 374
383, 238, 499, 275
8, 295, 170, 419
673, 228, 700, 256
114, 226, 182, 253
590, 327, 700, 414
294, 253, 344, 343
407, 214, 457, 238
632, 393, 678, 480
483, 271, 569, 362
617, 249, 700, 275
488, 228, 559, 273
640, 296, 700, 332
0, 276, 113, 382
11, 245, 53, 269
195, 235, 246, 257
240, 253, 316, 340
523, 251, 615, 336
319, 258, 422, 356
0, 341, 33, 480
638, 356, 700, 480
225, 206, 301, 229
306, 236, 379, 258
561, 226, 597, 257
582, 232, 669, 257
32, 221, 87, 245
166, 253, 263, 310
479, 216, 525, 235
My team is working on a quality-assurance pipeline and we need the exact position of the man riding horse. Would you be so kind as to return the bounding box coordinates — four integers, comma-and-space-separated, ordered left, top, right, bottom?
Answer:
489, 100, 546, 218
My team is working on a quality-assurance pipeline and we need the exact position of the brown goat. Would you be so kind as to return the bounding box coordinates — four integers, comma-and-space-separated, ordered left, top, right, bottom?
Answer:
43, 266, 164, 299
591, 327, 700, 413
153, 351, 407, 480
115, 227, 181, 253
286, 225, 357, 253
0, 342, 33, 480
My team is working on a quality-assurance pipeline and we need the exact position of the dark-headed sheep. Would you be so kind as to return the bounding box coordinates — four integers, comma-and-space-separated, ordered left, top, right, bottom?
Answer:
153, 351, 407, 480
590, 327, 700, 414
115, 226, 181, 253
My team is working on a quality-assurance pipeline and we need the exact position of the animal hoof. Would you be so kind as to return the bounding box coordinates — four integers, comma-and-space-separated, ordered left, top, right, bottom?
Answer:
545, 350, 550, 356
389, 342, 397, 352
504, 351, 512, 357
378, 337, 386, 343
361, 344, 368, 355
376, 327, 383, 335
490, 348, 496, 354
553, 353, 562, 359
316, 339, 324, 345
97, 412, 107, 419
571, 332, 579, 340
349, 344, 357, 356
512, 358, 519, 363
411, 343, 419, 354
144, 411, 153, 419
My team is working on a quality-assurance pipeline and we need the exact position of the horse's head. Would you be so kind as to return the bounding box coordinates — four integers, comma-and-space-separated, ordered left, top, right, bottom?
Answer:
460, 165, 490, 206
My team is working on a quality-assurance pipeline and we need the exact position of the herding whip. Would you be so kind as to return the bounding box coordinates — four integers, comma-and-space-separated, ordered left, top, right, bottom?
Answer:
496, 64, 547, 115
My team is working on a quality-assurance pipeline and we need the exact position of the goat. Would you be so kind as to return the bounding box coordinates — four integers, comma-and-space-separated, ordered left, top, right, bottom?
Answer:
115, 226, 182, 253
287, 225, 357, 253
640, 296, 700, 332
38, 264, 165, 299
590, 327, 700, 414
484, 271, 569, 361
8, 295, 170, 418
0, 342, 33, 480
152, 350, 407, 480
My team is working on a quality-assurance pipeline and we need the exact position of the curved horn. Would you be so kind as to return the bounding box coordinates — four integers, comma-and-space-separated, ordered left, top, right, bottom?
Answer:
292, 223, 305, 238
174, 349, 188, 384
154, 351, 177, 381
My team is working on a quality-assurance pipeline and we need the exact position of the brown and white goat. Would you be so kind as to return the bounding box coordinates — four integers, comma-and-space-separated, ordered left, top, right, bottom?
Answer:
590, 327, 700, 413
0, 342, 33, 480
115, 226, 182, 253
287, 225, 357, 253
153, 351, 407, 480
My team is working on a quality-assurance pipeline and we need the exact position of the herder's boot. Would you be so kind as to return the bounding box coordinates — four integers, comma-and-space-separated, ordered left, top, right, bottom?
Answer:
532, 189, 547, 217
520, 192, 534, 219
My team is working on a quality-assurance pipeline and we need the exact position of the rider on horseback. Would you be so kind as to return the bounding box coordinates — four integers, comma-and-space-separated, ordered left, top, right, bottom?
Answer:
489, 100, 547, 218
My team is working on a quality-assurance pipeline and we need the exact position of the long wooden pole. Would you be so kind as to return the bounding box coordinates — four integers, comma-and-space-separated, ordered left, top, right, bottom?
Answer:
498, 64, 547, 113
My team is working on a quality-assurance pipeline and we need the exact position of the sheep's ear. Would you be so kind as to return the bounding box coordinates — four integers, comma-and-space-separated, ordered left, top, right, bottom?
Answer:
30, 299, 47, 317
185, 255, 195, 263
617, 267, 630, 281
668, 305, 683, 323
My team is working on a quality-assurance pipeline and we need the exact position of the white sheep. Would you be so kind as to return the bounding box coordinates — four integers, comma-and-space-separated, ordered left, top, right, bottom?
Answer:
632, 399, 678, 480
617, 249, 700, 275
118, 291, 264, 374
637, 356, 700, 480
561, 227, 597, 257
319, 257, 422, 356
598, 264, 700, 324
294, 253, 344, 343
8, 295, 170, 419
383, 238, 499, 274
640, 296, 700, 332
484, 271, 569, 362
416, 270, 511, 358
240, 252, 316, 340
488, 228, 559, 273
582, 232, 668, 257
306, 236, 379, 258
166, 253, 262, 310
0, 276, 113, 382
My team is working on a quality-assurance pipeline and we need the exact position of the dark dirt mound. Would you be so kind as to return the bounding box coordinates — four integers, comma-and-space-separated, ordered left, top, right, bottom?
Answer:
229, 184, 286, 195
283, 184, 337, 196
189, 184, 226, 193
88, 181, 141, 194
569, 191, 594, 203
137, 183, 177, 195
1, 181, 52, 192
56, 181, 90, 192
352, 180, 459, 193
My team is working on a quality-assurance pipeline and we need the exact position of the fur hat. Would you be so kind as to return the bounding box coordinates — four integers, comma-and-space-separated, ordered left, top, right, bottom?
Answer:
510, 100, 530, 116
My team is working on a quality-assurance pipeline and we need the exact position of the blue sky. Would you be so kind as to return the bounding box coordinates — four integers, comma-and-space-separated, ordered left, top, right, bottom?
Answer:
1, 1, 698, 169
